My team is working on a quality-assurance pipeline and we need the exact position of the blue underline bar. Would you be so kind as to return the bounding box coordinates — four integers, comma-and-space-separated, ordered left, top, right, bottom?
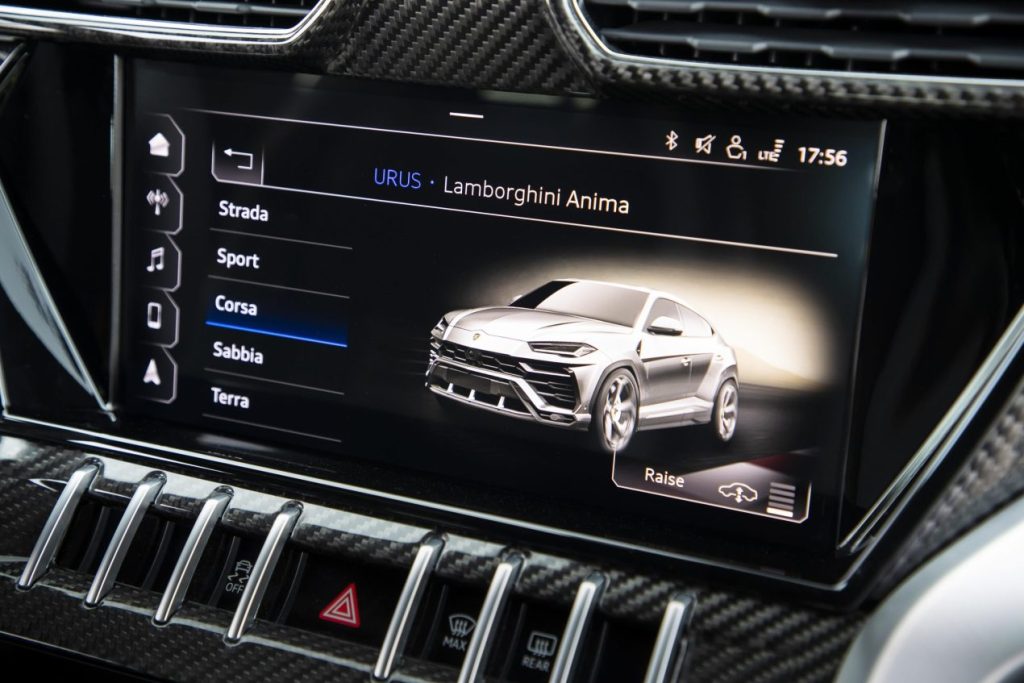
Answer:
206, 320, 348, 348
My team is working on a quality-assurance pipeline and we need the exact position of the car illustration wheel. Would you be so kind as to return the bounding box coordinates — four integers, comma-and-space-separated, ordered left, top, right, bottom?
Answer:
712, 380, 738, 442
592, 370, 639, 453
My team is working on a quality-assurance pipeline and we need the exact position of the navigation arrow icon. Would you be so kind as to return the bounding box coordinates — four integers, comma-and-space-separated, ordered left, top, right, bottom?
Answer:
143, 359, 161, 386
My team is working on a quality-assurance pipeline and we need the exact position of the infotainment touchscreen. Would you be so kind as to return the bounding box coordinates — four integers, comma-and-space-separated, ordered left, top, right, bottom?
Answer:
124, 60, 883, 538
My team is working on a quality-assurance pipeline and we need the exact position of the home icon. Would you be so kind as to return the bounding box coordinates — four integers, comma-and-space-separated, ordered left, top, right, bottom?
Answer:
148, 132, 171, 158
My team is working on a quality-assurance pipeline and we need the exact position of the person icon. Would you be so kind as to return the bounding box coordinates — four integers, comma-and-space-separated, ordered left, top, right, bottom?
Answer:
725, 135, 747, 160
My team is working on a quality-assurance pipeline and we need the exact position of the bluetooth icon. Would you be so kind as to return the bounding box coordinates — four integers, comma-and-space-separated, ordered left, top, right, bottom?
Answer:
665, 130, 679, 151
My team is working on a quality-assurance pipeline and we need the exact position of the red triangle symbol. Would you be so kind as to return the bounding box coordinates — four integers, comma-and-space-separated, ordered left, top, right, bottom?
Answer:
318, 583, 361, 628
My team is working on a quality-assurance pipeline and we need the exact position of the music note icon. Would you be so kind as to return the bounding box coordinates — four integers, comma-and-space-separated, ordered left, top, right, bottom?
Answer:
146, 246, 165, 273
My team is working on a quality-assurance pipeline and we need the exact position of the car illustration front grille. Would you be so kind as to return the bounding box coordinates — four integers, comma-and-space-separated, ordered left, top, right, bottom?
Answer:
441, 342, 521, 375
437, 342, 578, 410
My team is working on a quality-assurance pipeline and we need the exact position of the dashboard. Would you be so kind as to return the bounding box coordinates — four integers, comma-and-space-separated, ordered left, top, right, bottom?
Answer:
0, 2, 1022, 682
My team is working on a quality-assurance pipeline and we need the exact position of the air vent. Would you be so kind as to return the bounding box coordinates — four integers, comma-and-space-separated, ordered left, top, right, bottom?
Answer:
578, 1, 1024, 79
7, 0, 316, 29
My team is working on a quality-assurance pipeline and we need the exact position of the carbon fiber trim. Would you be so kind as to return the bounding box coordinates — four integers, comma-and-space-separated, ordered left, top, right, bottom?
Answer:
0, 438, 865, 682
515, 555, 594, 607
433, 536, 504, 584
156, 492, 209, 518
875, 376, 1024, 596
220, 506, 279, 536
326, 0, 593, 94
0, 0, 596, 97
0, 562, 455, 682
688, 590, 864, 683
517, 555, 866, 681
0, 441, 89, 558
290, 512, 424, 567
516, 556, 694, 623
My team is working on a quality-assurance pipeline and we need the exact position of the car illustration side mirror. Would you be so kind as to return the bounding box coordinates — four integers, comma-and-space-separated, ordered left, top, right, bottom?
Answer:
647, 316, 684, 336
509, 294, 522, 304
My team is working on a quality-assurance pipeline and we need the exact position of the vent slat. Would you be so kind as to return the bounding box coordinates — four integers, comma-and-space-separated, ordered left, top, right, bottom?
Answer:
585, 0, 1024, 28
58, 0, 315, 28
601, 22, 1024, 69
582, 0, 1024, 78
82, 0, 309, 18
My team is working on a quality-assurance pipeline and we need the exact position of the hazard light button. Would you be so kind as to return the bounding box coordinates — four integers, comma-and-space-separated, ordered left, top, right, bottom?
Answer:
282, 555, 407, 646
319, 583, 360, 627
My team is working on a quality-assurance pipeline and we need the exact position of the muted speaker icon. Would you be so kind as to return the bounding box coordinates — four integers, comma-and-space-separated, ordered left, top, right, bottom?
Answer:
146, 189, 170, 216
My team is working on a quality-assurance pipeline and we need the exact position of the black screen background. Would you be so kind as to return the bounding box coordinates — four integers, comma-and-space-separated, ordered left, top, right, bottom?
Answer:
123, 60, 884, 559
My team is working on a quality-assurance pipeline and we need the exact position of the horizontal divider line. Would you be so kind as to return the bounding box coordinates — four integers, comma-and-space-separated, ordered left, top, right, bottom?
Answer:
203, 366, 346, 397
206, 320, 348, 348
208, 273, 350, 299
209, 227, 353, 251
201, 412, 342, 443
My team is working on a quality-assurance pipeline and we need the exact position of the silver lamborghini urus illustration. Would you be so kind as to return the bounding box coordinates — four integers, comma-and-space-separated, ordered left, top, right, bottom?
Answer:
426, 280, 739, 453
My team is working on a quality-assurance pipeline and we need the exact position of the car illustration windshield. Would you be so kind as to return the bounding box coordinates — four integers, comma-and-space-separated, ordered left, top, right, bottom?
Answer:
511, 281, 648, 327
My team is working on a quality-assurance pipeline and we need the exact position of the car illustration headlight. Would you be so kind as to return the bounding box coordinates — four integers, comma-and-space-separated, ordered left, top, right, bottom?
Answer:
432, 316, 449, 336
528, 342, 597, 357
